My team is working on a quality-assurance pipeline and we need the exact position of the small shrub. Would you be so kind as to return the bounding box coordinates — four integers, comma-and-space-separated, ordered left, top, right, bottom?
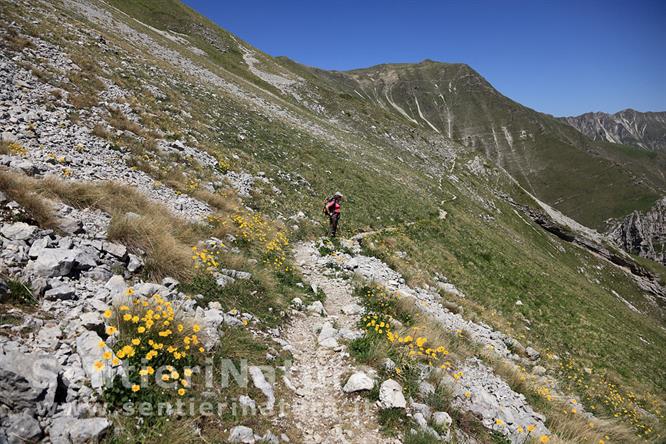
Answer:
92, 124, 110, 139
107, 108, 142, 135
378, 408, 409, 436
69, 92, 97, 109
0, 169, 55, 227
1, 279, 36, 305
403, 429, 438, 444
6, 142, 28, 156
3, 29, 33, 51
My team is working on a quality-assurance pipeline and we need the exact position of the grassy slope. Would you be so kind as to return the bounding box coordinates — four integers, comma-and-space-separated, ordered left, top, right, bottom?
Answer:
360, 169, 666, 434
103, 0, 666, 404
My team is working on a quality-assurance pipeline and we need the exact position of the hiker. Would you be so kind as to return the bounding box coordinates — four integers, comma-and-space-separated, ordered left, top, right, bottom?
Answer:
324, 192, 344, 237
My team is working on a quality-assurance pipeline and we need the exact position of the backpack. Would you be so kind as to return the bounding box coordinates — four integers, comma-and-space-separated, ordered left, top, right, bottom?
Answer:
322, 197, 335, 215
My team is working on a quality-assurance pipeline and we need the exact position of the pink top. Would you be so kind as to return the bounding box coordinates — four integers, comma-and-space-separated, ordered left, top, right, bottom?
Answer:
326, 199, 341, 214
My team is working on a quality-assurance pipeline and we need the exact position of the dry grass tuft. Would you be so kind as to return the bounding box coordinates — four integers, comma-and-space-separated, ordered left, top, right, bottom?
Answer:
193, 188, 240, 214
2, 28, 33, 51
69, 92, 98, 109
107, 212, 196, 281
0, 172, 201, 280
91, 124, 110, 139
107, 107, 143, 135
0, 168, 56, 227
36, 179, 203, 280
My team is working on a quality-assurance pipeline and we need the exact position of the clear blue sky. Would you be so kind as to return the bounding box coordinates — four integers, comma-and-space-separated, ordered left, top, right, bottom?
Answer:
183, 0, 665, 116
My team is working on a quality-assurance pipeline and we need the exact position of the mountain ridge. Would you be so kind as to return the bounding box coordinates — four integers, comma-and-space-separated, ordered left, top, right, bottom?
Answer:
561, 108, 666, 151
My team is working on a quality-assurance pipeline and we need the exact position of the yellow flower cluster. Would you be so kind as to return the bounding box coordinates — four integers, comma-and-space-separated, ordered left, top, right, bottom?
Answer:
191, 245, 223, 270
100, 291, 206, 397
537, 386, 553, 401
186, 179, 199, 193
361, 313, 453, 371
232, 213, 290, 271
62, 168, 72, 177
206, 214, 227, 228
497, 421, 547, 441
47, 152, 66, 163
216, 156, 231, 173
8, 142, 27, 156
555, 357, 662, 437
363, 286, 395, 312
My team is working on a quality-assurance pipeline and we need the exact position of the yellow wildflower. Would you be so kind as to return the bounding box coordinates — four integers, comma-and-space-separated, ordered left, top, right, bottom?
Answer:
103, 310, 112, 319
131, 384, 140, 392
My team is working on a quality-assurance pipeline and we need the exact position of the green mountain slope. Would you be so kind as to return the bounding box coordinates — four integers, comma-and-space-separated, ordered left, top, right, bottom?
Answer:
312, 61, 666, 229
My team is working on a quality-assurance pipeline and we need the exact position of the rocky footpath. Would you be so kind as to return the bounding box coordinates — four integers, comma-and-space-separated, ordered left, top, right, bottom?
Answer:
279, 243, 388, 444
294, 240, 558, 443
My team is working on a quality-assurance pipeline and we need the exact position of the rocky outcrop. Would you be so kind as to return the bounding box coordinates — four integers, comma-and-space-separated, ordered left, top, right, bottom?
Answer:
0, 195, 252, 442
607, 197, 666, 265
502, 194, 666, 303
561, 109, 666, 151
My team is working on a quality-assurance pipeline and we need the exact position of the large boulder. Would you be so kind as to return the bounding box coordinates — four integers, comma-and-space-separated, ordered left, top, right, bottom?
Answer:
378, 379, 406, 409
28, 237, 49, 259
44, 285, 76, 301
49, 417, 110, 444
0, 347, 61, 412
76, 330, 120, 390
26, 248, 79, 277
228, 425, 255, 443
198, 307, 225, 350
248, 366, 275, 412
101, 241, 127, 260
432, 411, 452, 429
343, 372, 374, 393
5, 411, 43, 444
104, 275, 126, 296
317, 321, 339, 349
58, 217, 84, 235
0, 222, 36, 241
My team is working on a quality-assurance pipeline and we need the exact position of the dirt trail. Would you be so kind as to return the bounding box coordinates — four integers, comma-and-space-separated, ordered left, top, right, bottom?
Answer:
280, 242, 392, 444
283, 238, 554, 444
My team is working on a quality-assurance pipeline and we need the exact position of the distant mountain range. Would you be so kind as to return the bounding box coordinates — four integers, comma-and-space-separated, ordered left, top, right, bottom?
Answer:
561, 109, 666, 151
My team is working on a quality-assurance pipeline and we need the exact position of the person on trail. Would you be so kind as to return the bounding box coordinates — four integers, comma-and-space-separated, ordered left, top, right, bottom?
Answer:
324, 191, 343, 237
